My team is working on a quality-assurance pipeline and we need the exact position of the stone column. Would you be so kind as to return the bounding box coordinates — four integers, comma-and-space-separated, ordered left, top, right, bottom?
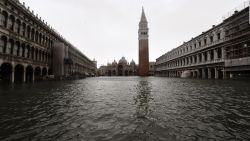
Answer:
197, 70, 201, 78
208, 68, 212, 79
202, 53, 205, 62
207, 51, 211, 61
196, 55, 199, 64
215, 68, 219, 79
221, 47, 226, 59
214, 49, 218, 60
33, 50, 36, 60
194, 71, 197, 78
192, 56, 195, 64
202, 69, 206, 79
32, 70, 35, 83
23, 70, 26, 83
11, 70, 15, 83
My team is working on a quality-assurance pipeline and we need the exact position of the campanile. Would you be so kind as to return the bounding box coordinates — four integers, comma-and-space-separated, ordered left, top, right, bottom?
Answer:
138, 7, 149, 76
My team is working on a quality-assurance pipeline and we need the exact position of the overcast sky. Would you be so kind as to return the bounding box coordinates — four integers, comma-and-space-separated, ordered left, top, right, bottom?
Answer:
20, 0, 248, 67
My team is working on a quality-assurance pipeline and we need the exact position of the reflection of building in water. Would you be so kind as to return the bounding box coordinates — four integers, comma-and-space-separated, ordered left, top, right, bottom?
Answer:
130, 80, 156, 141
98, 57, 137, 76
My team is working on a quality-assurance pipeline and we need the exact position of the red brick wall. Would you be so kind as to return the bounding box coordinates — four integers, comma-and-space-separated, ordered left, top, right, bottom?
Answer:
138, 39, 149, 76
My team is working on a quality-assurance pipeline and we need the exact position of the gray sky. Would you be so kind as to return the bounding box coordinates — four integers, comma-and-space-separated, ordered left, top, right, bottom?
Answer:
20, 0, 248, 67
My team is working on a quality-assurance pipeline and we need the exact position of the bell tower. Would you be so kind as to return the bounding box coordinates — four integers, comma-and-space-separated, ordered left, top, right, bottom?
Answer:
138, 7, 149, 76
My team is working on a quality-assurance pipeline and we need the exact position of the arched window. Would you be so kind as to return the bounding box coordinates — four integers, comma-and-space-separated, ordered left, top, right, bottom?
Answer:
35, 31, 39, 43
16, 19, 21, 34
31, 28, 35, 41
0, 11, 8, 27
39, 50, 42, 61
210, 36, 214, 43
39, 33, 42, 44
35, 49, 38, 60
22, 23, 26, 36
0, 37, 5, 53
27, 26, 31, 38
31, 47, 34, 60
8, 15, 15, 31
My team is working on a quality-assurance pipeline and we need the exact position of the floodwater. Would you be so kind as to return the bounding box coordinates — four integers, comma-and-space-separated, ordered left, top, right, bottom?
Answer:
0, 77, 250, 141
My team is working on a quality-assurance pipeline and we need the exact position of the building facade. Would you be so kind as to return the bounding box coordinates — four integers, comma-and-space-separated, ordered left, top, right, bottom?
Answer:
98, 57, 137, 76
0, 0, 96, 83
155, 6, 250, 79
138, 8, 149, 76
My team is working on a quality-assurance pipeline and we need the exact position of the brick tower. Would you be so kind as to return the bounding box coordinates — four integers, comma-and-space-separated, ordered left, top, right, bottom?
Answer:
138, 7, 149, 76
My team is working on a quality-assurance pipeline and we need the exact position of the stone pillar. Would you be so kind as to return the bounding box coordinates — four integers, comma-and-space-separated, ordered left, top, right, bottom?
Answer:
11, 70, 15, 83
214, 49, 218, 60
197, 70, 200, 78
208, 68, 212, 79
202, 53, 205, 62
23, 70, 26, 83
192, 56, 195, 64
46, 68, 49, 76
221, 47, 226, 59
207, 51, 211, 61
197, 55, 199, 64
202, 69, 206, 79
194, 71, 197, 78
33, 50, 36, 60
32, 70, 35, 83
215, 68, 219, 79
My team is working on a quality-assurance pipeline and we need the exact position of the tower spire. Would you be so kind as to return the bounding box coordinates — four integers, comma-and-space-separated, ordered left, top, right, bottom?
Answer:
140, 6, 147, 23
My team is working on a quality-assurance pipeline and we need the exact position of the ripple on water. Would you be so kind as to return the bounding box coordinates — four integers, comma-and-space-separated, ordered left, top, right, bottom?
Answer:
0, 77, 250, 140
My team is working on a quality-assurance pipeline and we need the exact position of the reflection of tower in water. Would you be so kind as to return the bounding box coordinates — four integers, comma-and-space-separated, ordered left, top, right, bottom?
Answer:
134, 80, 152, 118
130, 80, 158, 141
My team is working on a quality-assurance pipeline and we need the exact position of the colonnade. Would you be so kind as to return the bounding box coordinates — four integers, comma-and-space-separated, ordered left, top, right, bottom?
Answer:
162, 47, 225, 69
156, 67, 226, 79
0, 61, 49, 83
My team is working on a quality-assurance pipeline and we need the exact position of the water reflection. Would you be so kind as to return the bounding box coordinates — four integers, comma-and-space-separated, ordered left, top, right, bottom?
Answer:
134, 80, 152, 118
1, 77, 250, 140
130, 79, 158, 141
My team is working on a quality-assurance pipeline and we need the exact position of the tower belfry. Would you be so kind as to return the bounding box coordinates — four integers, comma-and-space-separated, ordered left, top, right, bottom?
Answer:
138, 7, 149, 76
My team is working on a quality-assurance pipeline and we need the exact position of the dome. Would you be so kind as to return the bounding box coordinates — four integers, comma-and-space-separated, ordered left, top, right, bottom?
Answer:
130, 59, 136, 65
112, 60, 117, 65
119, 57, 127, 64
